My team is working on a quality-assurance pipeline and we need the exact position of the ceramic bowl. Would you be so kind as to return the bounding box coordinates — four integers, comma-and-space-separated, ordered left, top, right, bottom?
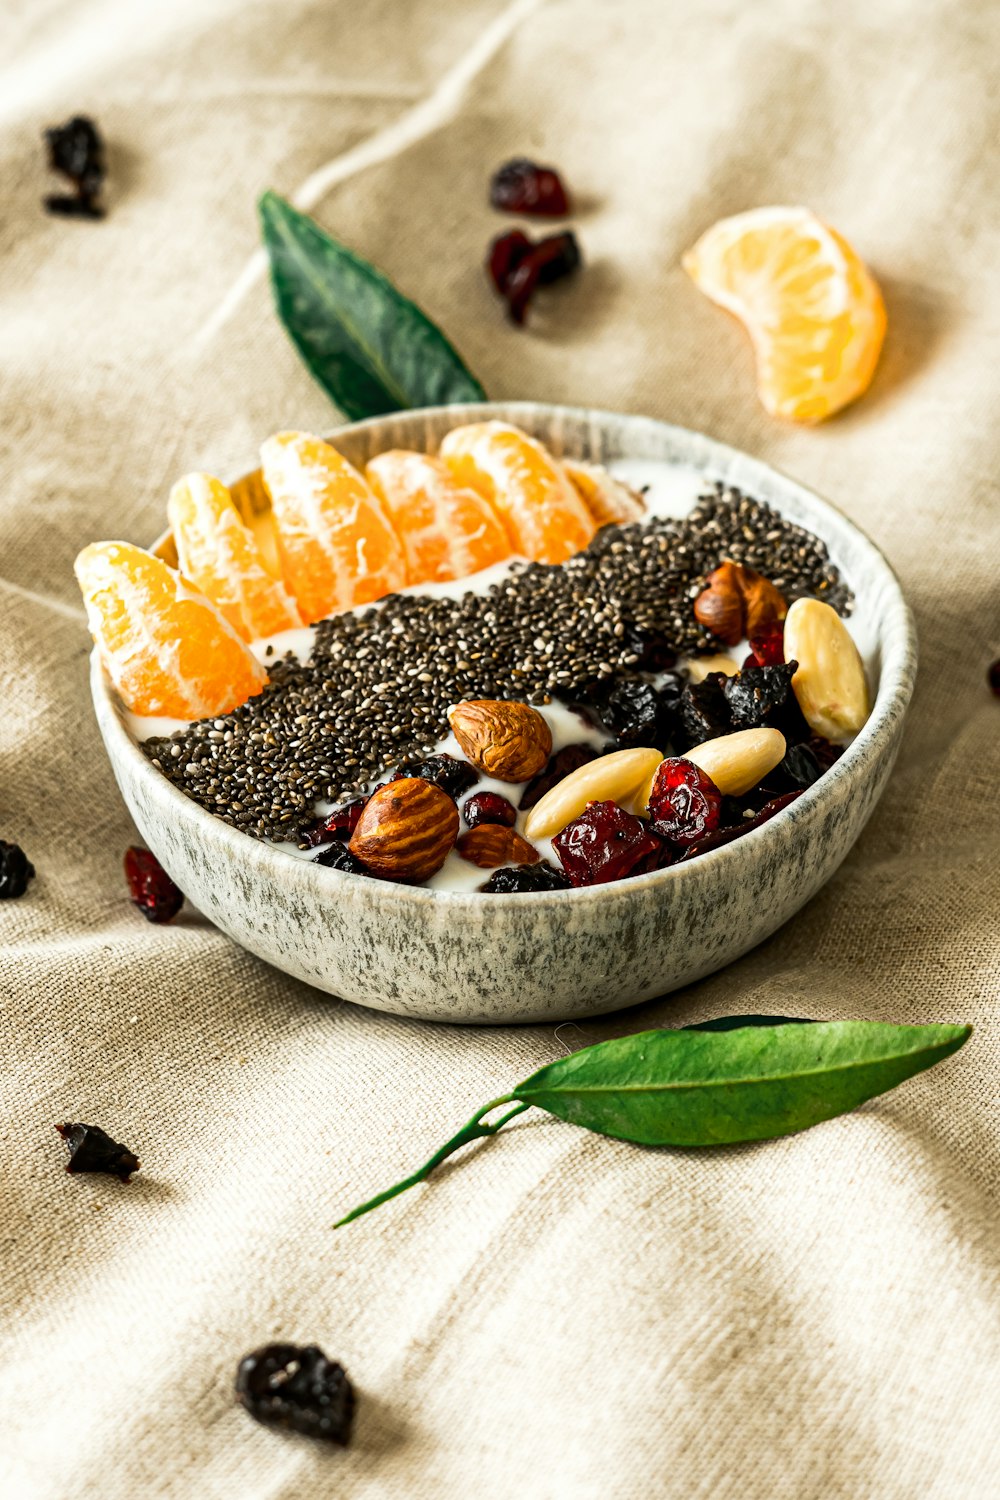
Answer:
90, 402, 916, 1024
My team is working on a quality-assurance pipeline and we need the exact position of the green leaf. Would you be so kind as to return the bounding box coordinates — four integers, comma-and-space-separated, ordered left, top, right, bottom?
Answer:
259, 190, 486, 420
512, 1021, 971, 1147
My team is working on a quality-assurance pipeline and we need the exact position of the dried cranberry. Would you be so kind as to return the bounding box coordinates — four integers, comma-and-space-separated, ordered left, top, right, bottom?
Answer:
487, 229, 532, 294
235, 1343, 355, 1445
679, 791, 803, 861
988, 659, 1000, 696
123, 846, 184, 923
462, 792, 517, 829
391, 753, 478, 801
489, 157, 570, 216
744, 620, 785, 667
43, 115, 105, 218
313, 843, 375, 877
56, 1122, 140, 1182
479, 861, 571, 893
552, 800, 664, 886
0, 840, 35, 899
675, 674, 732, 750
302, 799, 366, 846
519, 743, 600, 809
647, 759, 723, 847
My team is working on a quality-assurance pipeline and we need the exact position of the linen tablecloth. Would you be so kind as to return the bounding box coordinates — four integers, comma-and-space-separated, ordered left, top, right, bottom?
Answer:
2, 1, 999, 1494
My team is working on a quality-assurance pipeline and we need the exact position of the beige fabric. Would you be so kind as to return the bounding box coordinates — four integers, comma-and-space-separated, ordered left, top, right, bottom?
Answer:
2, 0, 999, 1494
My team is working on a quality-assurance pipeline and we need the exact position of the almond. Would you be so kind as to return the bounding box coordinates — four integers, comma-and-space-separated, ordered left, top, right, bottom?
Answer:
523, 746, 663, 840
349, 777, 458, 882
456, 825, 540, 870
683, 727, 786, 797
694, 561, 787, 646
783, 598, 870, 740
447, 700, 552, 783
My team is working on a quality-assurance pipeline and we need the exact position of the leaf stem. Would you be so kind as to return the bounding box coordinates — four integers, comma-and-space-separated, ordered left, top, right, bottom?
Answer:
334, 1095, 530, 1229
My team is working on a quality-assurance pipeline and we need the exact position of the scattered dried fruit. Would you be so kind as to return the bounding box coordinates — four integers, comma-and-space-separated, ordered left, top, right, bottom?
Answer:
523, 746, 662, 840
43, 115, 106, 218
723, 662, 799, 732
235, 1343, 355, 1445
485, 229, 582, 324
462, 792, 517, 829
0, 840, 35, 899
448, 700, 552, 782
313, 844, 374, 876
989, 659, 1000, 697
783, 598, 870, 740
646, 759, 723, 847
553, 800, 664, 886
349, 778, 458, 882
56, 1122, 140, 1182
390, 752, 478, 801
457, 825, 540, 869
684, 727, 787, 797
679, 791, 804, 860
489, 157, 571, 216
302, 799, 367, 846
694, 561, 787, 646
479, 861, 572, 894
124, 846, 184, 923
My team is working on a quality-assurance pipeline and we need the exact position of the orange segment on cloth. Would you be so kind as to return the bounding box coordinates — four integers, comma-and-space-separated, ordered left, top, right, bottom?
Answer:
260, 431, 407, 624
74, 541, 268, 719
365, 450, 512, 585
682, 206, 886, 423
167, 472, 303, 641
438, 421, 596, 564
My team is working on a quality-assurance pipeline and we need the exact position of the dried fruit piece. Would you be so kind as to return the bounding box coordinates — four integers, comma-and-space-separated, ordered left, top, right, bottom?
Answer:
75, 542, 268, 718
56, 1122, 140, 1182
439, 422, 595, 565
302, 800, 367, 846
988, 659, 1000, 697
582, 677, 677, 751
683, 207, 886, 423
523, 746, 662, 840
365, 450, 511, 585
313, 843, 374, 876
235, 1343, 354, 1445
44, 115, 105, 218
124, 846, 184, 923
479, 861, 571, 894
647, 759, 723, 847
260, 431, 407, 623
679, 791, 804, 860
0, 840, 35, 899
487, 229, 533, 293
553, 800, 664, 886
168, 473, 303, 640
745, 620, 785, 667
562, 461, 646, 527
489, 158, 570, 216
497, 231, 582, 324
783, 598, 870, 740
723, 662, 799, 731
448, 700, 552, 783
683, 727, 787, 797
462, 792, 517, 829
391, 753, 478, 801
694, 561, 787, 646
519, 743, 599, 810
349, 778, 458, 882
457, 825, 540, 869
676, 674, 733, 748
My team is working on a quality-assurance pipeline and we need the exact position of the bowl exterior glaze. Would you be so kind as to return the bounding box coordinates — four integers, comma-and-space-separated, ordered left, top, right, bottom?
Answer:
90, 403, 916, 1024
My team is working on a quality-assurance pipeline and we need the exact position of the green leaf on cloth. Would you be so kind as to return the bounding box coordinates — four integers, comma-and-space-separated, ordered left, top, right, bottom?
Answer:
259, 190, 487, 420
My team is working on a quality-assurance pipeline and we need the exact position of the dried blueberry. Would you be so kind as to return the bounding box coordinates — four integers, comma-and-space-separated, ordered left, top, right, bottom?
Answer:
623, 626, 678, 672
43, 115, 106, 218
675, 674, 732, 750
0, 840, 35, 899
722, 662, 799, 731
56, 1122, 140, 1182
583, 677, 678, 751
235, 1343, 354, 1445
392, 753, 478, 801
489, 157, 570, 216
519, 743, 600, 810
124, 846, 184, 923
479, 861, 572, 893
313, 844, 374, 876
770, 742, 823, 792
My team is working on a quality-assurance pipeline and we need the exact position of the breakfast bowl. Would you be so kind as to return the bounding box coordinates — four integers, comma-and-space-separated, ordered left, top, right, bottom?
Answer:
88, 402, 916, 1024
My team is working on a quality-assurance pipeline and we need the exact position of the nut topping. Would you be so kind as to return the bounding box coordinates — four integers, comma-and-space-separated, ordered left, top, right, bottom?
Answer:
456, 825, 541, 869
783, 598, 870, 740
447, 700, 552, 783
349, 778, 458, 882
694, 561, 787, 646
523, 746, 663, 840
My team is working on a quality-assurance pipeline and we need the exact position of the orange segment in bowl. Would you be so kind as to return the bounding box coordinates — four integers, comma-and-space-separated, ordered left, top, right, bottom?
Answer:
74, 541, 268, 719
260, 431, 407, 624
365, 450, 512, 585
438, 421, 596, 564
683, 207, 886, 423
168, 472, 303, 641
563, 459, 646, 527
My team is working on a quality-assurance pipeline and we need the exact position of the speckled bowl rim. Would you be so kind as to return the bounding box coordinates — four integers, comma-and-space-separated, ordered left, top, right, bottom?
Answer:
92, 401, 917, 914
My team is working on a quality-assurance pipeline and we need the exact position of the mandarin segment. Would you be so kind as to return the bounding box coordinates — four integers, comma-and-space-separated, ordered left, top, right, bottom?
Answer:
563, 459, 646, 527
74, 541, 268, 719
365, 450, 512, 585
260, 431, 407, 624
168, 472, 303, 641
683, 207, 886, 423
438, 421, 596, 564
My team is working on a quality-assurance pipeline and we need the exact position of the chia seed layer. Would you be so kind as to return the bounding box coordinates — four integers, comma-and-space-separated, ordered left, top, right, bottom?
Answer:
142, 485, 851, 842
